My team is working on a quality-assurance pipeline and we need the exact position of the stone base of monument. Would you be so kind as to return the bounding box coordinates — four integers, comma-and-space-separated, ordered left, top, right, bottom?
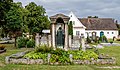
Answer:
57, 46, 64, 49
5, 51, 116, 65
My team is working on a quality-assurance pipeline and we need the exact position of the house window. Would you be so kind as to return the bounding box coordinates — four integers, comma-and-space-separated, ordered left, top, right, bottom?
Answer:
107, 32, 109, 34
112, 32, 114, 34
73, 21, 75, 25
76, 31, 80, 36
71, 15, 72, 17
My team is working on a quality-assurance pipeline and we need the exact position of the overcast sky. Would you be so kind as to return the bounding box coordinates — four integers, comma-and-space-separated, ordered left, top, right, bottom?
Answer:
14, 0, 120, 22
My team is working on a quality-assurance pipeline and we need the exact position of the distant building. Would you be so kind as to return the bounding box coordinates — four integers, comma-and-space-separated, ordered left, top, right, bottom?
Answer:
69, 12, 118, 38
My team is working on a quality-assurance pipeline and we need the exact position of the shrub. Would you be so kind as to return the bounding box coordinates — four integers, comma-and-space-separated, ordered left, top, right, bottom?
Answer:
50, 49, 70, 63
86, 36, 91, 43
35, 45, 52, 53
26, 39, 35, 48
110, 41, 113, 44
99, 35, 108, 43
17, 37, 28, 48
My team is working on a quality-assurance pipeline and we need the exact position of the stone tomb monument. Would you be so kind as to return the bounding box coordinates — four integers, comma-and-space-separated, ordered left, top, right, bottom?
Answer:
50, 14, 70, 50
35, 14, 79, 51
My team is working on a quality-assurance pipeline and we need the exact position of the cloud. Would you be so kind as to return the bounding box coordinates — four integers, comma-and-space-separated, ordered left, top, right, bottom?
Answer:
13, 0, 120, 22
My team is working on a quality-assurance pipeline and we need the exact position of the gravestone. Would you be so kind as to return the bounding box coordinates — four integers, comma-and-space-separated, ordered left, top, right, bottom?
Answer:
47, 53, 51, 64
69, 35, 72, 47
92, 32, 97, 42
35, 33, 40, 47
72, 36, 80, 47
48, 35, 51, 47
97, 44, 104, 49
69, 54, 73, 62
40, 36, 48, 45
70, 36, 80, 50
81, 34, 85, 51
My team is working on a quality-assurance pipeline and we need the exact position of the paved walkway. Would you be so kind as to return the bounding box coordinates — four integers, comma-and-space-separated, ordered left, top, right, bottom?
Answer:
97, 66, 120, 69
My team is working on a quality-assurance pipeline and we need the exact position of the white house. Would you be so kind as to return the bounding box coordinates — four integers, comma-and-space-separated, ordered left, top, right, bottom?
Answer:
69, 12, 118, 39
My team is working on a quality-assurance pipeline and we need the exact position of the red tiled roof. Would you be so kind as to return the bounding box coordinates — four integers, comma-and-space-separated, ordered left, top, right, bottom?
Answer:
78, 18, 118, 30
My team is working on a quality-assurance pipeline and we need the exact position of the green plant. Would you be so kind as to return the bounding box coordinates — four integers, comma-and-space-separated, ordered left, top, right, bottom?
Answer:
50, 49, 70, 63
17, 37, 28, 48
68, 50, 98, 60
99, 35, 108, 43
86, 36, 91, 43
35, 45, 53, 53
24, 48, 98, 64
26, 39, 35, 48
68, 21, 73, 38
24, 51, 47, 59
110, 41, 113, 44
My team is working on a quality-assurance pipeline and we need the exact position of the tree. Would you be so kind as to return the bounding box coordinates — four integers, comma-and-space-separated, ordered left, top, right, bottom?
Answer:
0, 0, 13, 37
68, 21, 73, 38
25, 2, 50, 34
0, 0, 13, 25
6, 2, 23, 47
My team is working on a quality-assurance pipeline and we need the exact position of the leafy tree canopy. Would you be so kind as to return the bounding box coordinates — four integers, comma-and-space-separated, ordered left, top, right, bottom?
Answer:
0, 0, 13, 26
5, 2, 24, 47
25, 2, 50, 34
6, 2, 23, 32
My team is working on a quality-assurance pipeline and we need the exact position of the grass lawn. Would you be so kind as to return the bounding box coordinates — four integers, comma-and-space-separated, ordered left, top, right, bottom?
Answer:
99, 46, 120, 66
0, 44, 120, 70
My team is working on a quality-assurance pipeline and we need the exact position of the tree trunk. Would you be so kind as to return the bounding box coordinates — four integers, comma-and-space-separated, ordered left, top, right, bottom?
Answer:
14, 37, 17, 48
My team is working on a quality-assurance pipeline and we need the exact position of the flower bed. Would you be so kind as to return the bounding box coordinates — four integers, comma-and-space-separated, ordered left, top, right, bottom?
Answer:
5, 45, 116, 65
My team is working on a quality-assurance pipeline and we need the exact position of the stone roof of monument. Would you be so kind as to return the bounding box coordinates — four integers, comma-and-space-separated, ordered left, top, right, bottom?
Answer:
50, 13, 69, 19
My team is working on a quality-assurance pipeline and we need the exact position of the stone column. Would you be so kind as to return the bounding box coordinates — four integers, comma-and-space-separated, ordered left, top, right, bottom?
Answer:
48, 35, 51, 47
81, 34, 85, 51
64, 23, 68, 51
69, 35, 72, 48
35, 33, 40, 47
51, 23, 56, 50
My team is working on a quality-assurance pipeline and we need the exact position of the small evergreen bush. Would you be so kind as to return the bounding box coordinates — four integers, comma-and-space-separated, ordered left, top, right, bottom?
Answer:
26, 39, 35, 48
17, 37, 28, 48
86, 36, 91, 43
35, 45, 53, 53
99, 35, 108, 43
